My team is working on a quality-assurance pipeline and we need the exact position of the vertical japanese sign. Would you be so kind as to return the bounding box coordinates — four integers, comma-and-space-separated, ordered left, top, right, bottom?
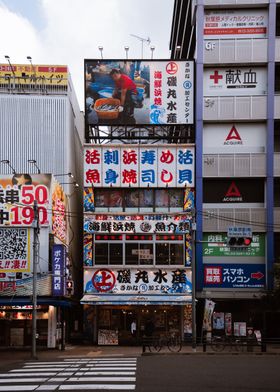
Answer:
204, 9, 268, 39
204, 67, 267, 96
52, 181, 67, 243
84, 146, 195, 187
85, 60, 193, 126
52, 244, 65, 296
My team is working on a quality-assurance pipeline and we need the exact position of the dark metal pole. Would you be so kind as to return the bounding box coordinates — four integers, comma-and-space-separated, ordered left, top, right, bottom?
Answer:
191, 217, 197, 351
31, 200, 39, 359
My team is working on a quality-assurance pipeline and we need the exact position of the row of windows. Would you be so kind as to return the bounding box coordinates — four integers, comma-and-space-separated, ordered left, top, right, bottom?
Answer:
89, 235, 185, 266
94, 189, 184, 208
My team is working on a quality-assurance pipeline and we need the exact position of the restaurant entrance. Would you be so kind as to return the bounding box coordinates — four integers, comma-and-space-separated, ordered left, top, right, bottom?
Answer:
87, 304, 192, 345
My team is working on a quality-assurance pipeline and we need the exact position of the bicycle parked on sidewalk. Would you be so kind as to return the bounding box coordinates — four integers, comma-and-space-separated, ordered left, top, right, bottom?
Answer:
211, 335, 246, 352
148, 333, 182, 353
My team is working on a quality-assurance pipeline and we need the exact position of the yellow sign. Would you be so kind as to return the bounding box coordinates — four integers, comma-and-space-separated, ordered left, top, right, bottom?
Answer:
0, 64, 68, 86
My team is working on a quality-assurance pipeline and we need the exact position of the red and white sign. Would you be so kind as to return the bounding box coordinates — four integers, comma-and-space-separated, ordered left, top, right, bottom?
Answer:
204, 267, 222, 284
203, 123, 266, 153
223, 182, 242, 202
204, 67, 267, 96
84, 145, 195, 188
204, 9, 268, 39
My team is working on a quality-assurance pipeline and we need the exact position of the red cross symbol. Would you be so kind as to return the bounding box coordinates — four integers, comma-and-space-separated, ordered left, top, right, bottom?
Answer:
210, 70, 223, 84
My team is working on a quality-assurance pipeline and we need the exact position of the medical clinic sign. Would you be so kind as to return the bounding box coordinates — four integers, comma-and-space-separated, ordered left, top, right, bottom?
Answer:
84, 145, 195, 188
204, 9, 268, 39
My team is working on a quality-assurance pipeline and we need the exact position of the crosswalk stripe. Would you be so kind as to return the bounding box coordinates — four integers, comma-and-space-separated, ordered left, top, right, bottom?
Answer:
1, 357, 137, 391
75, 372, 135, 376
0, 386, 38, 391
68, 376, 136, 382
59, 385, 135, 390
0, 378, 47, 383
0, 373, 57, 377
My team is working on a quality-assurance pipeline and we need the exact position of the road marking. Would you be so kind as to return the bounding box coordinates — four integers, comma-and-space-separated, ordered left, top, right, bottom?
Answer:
75, 371, 136, 376
10, 369, 64, 372
0, 374, 57, 378
0, 378, 47, 383
68, 376, 136, 382
36, 386, 59, 391
59, 385, 135, 390
0, 386, 38, 391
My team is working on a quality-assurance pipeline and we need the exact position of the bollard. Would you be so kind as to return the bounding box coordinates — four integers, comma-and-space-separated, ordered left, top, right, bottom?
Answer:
261, 342, 266, 353
203, 342, 207, 352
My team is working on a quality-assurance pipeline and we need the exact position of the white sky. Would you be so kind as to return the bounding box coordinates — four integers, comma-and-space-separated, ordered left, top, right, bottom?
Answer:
0, 0, 174, 109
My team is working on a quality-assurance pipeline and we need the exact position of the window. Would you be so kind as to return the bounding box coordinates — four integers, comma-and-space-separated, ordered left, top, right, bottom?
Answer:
276, 64, 280, 93
277, 6, 280, 36
94, 189, 185, 211
93, 234, 185, 266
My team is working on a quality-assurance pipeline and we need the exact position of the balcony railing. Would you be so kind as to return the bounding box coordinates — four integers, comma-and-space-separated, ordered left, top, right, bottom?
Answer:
204, 38, 268, 64
203, 153, 266, 177
204, 95, 267, 121
203, 208, 267, 232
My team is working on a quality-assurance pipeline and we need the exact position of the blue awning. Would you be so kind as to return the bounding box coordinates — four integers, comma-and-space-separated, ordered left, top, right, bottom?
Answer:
0, 297, 74, 307
81, 294, 192, 306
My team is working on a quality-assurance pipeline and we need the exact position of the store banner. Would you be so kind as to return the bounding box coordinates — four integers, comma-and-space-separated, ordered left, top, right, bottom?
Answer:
85, 60, 193, 125
204, 67, 267, 96
52, 244, 66, 296
213, 312, 225, 330
84, 145, 195, 188
203, 123, 266, 153
203, 233, 265, 258
202, 299, 215, 331
225, 313, 232, 336
0, 64, 68, 86
0, 174, 51, 227
204, 264, 265, 289
84, 216, 192, 234
204, 9, 268, 39
52, 180, 67, 243
203, 179, 264, 203
84, 268, 192, 295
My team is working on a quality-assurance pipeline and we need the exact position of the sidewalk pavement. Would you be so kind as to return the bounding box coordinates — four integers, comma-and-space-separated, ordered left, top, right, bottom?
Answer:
0, 343, 280, 370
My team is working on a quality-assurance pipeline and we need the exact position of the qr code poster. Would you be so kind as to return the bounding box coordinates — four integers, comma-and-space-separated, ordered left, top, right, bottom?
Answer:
0, 228, 31, 273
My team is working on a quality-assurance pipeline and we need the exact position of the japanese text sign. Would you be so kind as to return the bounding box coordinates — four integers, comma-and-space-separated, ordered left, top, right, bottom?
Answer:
84, 268, 192, 295
52, 244, 65, 296
52, 181, 67, 243
204, 9, 268, 39
0, 64, 68, 87
84, 146, 195, 188
203, 233, 265, 258
85, 60, 193, 126
204, 264, 265, 289
0, 175, 51, 227
204, 67, 267, 96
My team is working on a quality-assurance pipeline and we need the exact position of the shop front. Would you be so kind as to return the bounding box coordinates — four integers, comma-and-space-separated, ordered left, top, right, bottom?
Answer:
81, 268, 192, 345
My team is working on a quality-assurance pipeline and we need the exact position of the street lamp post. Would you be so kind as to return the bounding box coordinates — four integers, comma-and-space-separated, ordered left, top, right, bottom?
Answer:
31, 200, 40, 359
124, 46, 129, 59
98, 46, 104, 59
150, 46, 155, 59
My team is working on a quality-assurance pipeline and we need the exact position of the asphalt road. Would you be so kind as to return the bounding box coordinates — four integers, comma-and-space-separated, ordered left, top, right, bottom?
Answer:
137, 354, 280, 392
0, 355, 280, 391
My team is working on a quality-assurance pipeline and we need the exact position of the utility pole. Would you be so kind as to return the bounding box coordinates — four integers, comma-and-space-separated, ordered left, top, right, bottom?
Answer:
31, 200, 40, 359
191, 209, 197, 352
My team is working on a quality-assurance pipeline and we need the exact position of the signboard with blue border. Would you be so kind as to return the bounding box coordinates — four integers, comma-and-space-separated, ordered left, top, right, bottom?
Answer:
204, 264, 265, 289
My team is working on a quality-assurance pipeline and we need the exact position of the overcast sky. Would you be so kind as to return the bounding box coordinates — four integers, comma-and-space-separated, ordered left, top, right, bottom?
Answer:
0, 0, 174, 108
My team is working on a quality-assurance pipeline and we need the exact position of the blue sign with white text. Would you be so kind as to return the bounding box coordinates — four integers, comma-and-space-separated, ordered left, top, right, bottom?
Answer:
204, 264, 265, 289
52, 244, 65, 296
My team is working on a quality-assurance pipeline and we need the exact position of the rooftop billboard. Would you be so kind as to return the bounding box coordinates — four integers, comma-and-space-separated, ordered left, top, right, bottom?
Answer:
85, 60, 194, 126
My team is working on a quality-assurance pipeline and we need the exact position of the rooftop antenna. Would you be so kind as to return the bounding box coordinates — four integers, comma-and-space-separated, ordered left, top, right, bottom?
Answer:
130, 34, 151, 59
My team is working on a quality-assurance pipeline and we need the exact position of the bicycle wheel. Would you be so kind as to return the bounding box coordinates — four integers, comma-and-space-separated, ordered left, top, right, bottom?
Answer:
167, 337, 182, 352
148, 338, 162, 353
211, 337, 225, 352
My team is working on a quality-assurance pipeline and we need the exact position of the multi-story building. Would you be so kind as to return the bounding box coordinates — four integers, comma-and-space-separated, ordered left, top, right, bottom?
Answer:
170, 0, 280, 338
0, 63, 83, 347
81, 59, 195, 345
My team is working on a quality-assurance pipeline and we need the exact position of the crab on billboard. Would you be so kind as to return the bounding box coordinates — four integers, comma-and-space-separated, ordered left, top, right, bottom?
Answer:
85, 60, 194, 126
